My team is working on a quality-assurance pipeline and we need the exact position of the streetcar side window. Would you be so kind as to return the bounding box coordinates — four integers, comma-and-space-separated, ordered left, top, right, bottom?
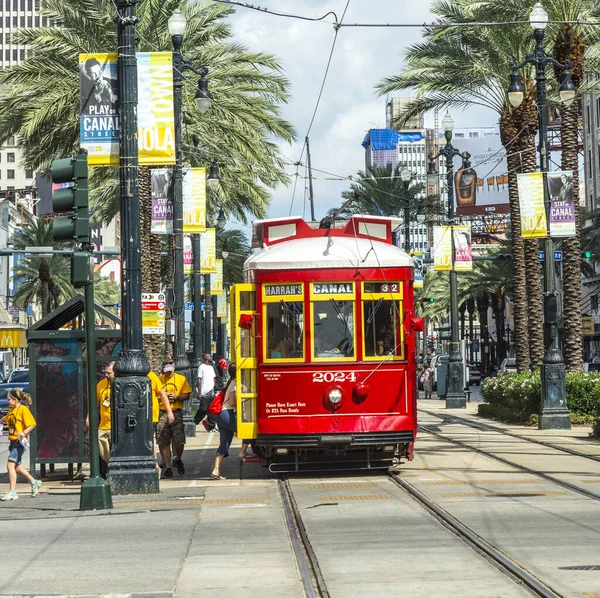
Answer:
265, 302, 304, 360
363, 300, 401, 357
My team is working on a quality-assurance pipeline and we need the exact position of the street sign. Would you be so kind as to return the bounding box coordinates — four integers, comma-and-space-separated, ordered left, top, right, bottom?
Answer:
471, 340, 480, 352
539, 251, 563, 261
115, 302, 122, 308
185, 302, 194, 311
142, 292, 166, 335
200, 301, 205, 311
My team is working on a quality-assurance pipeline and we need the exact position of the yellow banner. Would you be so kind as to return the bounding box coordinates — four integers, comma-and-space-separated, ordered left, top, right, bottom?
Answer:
433, 226, 452, 271
217, 292, 228, 318
0, 329, 25, 349
200, 228, 216, 273
517, 172, 547, 238
183, 168, 206, 233
211, 259, 224, 294
80, 52, 175, 166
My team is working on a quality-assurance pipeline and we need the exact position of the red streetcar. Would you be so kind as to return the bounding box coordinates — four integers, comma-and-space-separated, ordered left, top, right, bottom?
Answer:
230, 215, 422, 472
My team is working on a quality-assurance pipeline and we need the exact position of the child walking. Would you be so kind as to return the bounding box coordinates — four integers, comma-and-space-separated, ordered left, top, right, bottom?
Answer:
0, 389, 42, 501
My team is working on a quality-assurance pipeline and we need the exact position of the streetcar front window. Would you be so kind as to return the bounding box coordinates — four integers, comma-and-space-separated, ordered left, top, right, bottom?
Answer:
265, 301, 304, 360
363, 299, 401, 357
312, 299, 355, 359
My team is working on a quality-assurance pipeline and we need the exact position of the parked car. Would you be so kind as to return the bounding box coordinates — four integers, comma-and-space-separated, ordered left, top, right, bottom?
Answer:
469, 361, 482, 385
0, 383, 30, 417
584, 362, 600, 373
499, 357, 517, 374
7, 366, 29, 384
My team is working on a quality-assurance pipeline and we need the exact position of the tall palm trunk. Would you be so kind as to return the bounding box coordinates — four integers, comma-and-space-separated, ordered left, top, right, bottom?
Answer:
477, 294, 490, 376
521, 137, 544, 369
140, 167, 165, 369
554, 25, 585, 372
500, 111, 530, 372
39, 260, 50, 318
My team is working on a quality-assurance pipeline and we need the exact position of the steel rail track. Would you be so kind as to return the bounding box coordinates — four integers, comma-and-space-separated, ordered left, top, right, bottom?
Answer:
277, 477, 330, 598
420, 424, 600, 502
419, 407, 600, 464
388, 472, 562, 598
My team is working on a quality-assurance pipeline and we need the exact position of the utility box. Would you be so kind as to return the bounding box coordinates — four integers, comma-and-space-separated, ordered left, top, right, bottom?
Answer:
437, 355, 449, 398
26, 295, 121, 473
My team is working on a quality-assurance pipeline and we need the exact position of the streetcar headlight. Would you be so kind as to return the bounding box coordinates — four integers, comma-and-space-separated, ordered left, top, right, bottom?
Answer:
328, 388, 343, 404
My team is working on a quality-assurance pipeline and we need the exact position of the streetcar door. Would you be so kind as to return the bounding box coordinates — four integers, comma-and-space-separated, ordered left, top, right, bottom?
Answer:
232, 284, 258, 439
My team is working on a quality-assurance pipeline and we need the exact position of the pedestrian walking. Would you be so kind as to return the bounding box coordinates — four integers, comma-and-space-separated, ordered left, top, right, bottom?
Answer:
422, 363, 434, 400
0, 389, 42, 501
95, 361, 115, 479
194, 353, 217, 431
210, 362, 238, 480
148, 369, 173, 469
158, 360, 192, 478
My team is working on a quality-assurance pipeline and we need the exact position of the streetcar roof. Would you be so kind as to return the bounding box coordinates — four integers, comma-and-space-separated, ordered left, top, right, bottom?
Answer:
245, 234, 414, 272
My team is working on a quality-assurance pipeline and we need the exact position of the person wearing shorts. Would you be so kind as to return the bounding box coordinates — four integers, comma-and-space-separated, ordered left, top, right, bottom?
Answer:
0, 389, 42, 501
158, 361, 191, 478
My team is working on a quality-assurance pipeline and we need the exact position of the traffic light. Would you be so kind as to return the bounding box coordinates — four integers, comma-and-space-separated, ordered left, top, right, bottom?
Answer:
495, 253, 512, 262
420, 297, 435, 304
51, 152, 89, 243
583, 250, 592, 259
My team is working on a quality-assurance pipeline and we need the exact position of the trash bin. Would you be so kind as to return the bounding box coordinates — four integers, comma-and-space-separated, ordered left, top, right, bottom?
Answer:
437, 355, 449, 398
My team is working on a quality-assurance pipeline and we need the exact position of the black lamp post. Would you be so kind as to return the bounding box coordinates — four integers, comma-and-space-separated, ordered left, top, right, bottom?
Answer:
507, 1, 574, 430
427, 112, 474, 409
108, 0, 158, 494
169, 7, 213, 435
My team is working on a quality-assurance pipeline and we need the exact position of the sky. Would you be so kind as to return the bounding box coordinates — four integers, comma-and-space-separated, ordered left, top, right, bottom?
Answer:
223, 0, 498, 226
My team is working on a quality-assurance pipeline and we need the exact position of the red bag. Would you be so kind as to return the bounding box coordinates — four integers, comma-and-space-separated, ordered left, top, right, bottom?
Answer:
208, 390, 225, 416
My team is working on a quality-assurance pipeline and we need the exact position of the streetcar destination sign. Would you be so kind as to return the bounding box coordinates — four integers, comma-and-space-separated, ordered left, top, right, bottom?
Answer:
313, 283, 353, 294
264, 284, 302, 296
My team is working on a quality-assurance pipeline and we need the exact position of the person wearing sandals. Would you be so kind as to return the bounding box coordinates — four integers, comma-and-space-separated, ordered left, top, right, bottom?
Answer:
0, 389, 42, 501
211, 362, 238, 480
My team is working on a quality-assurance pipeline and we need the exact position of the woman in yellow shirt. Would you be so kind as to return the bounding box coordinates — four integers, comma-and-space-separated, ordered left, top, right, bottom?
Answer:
0, 389, 42, 501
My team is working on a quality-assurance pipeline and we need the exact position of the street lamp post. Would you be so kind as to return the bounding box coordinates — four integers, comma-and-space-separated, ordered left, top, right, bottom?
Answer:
400, 168, 412, 253
507, 1, 575, 430
169, 8, 213, 436
109, 0, 158, 494
427, 113, 474, 409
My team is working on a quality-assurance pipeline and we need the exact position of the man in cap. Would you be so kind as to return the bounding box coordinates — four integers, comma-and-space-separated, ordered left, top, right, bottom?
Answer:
157, 360, 192, 478
194, 353, 220, 431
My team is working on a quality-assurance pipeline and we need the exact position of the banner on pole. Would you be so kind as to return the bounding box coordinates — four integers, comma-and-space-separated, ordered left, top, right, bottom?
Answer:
517, 172, 547, 238
453, 225, 473, 271
211, 259, 224, 294
216, 292, 228, 318
183, 168, 206, 233
200, 228, 216, 273
80, 52, 175, 166
151, 168, 173, 234
413, 255, 424, 289
433, 226, 452, 271
184, 235, 193, 275
548, 171, 575, 238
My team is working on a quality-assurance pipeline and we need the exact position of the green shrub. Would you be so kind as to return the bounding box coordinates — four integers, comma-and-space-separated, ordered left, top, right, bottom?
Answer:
480, 371, 600, 430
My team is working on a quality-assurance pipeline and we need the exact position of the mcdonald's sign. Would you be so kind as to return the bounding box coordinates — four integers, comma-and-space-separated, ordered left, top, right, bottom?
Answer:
0, 329, 26, 349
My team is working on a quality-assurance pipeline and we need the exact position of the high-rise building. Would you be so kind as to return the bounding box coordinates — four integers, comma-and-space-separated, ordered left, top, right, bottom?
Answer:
583, 93, 600, 211
0, 0, 54, 198
386, 98, 424, 130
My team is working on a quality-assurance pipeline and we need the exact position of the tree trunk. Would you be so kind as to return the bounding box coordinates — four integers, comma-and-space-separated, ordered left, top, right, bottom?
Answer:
39, 260, 50, 319
477, 294, 490, 377
501, 118, 530, 372
139, 167, 165, 370
520, 137, 544, 369
467, 298, 475, 363
560, 100, 583, 371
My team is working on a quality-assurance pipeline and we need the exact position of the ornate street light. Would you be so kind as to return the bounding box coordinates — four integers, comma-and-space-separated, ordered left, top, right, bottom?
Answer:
208, 160, 220, 191
506, 1, 573, 429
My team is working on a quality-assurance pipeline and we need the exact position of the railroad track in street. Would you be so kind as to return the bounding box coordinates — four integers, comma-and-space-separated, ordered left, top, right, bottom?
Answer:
419, 407, 600, 464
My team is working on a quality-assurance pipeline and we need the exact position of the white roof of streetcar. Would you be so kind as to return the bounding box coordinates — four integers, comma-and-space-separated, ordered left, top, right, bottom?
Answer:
245, 215, 414, 273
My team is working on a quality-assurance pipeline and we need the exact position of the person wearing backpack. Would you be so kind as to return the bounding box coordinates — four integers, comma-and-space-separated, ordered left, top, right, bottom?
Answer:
210, 362, 237, 480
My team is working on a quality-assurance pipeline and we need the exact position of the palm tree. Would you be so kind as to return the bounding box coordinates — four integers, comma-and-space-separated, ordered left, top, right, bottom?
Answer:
9, 215, 75, 318
217, 228, 252, 287
376, 0, 551, 373
0, 0, 295, 361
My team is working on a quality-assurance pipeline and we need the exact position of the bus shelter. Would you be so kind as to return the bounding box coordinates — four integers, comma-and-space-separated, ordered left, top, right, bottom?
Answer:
26, 295, 121, 475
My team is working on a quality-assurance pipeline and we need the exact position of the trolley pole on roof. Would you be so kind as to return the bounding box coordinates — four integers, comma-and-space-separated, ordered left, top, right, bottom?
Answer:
306, 136, 316, 222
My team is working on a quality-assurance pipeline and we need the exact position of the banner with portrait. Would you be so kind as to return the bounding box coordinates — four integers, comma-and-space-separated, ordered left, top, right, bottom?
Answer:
433, 226, 452, 272
517, 172, 547, 238
184, 235, 193, 275
183, 168, 206, 233
79, 52, 175, 166
548, 170, 575, 238
211, 259, 224, 294
200, 228, 216, 273
413, 255, 424, 289
453, 225, 473, 271
151, 168, 173, 234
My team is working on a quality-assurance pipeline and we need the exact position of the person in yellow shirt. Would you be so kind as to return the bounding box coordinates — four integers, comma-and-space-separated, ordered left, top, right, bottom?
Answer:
157, 360, 191, 478
0, 389, 42, 501
95, 361, 115, 479
148, 369, 173, 469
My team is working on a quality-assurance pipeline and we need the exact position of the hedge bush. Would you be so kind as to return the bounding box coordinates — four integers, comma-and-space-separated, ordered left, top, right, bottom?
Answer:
479, 371, 600, 433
